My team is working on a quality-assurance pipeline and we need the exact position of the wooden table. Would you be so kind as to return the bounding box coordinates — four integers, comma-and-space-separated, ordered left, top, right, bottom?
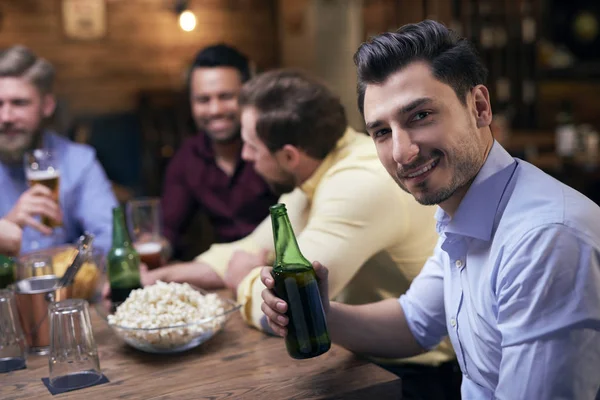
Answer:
1, 300, 402, 399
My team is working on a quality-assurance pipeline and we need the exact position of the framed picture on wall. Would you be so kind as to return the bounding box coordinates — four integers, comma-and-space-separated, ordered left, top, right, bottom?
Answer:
61, 0, 107, 40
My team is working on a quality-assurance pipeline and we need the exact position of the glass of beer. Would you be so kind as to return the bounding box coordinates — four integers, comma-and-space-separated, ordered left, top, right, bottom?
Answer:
126, 198, 165, 270
24, 149, 61, 228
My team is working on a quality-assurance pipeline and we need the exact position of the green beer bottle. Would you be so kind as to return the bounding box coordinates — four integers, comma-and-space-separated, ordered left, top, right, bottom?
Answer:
108, 206, 142, 303
0, 255, 15, 289
270, 203, 331, 359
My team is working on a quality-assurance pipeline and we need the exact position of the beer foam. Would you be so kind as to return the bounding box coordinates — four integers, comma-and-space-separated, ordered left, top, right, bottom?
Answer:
26, 169, 60, 180
134, 242, 162, 254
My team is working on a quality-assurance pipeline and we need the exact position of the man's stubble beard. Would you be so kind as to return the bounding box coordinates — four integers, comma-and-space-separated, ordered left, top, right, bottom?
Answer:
209, 128, 242, 145
267, 180, 296, 197
0, 128, 42, 165
197, 116, 241, 145
264, 167, 297, 197
394, 134, 485, 206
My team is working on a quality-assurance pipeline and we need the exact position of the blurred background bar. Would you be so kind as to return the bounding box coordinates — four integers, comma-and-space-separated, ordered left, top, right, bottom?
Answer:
1, 0, 598, 203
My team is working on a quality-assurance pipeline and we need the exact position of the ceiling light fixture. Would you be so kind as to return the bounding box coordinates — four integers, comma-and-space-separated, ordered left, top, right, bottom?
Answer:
175, 0, 196, 32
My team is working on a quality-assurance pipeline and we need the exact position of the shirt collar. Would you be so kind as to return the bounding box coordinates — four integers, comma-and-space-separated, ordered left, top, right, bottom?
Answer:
192, 131, 217, 160
42, 130, 58, 150
1, 130, 54, 172
299, 127, 358, 199
435, 141, 517, 241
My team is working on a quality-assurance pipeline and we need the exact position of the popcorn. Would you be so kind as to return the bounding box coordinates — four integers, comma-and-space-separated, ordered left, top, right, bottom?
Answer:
107, 281, 226, 349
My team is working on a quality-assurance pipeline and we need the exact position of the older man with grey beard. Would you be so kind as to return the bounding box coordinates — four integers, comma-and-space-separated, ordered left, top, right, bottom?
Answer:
0, 45, 116, 254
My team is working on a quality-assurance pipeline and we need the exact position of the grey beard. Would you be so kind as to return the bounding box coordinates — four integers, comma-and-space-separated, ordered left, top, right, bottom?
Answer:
0, 130, 43, 165
0, 149, 25, 164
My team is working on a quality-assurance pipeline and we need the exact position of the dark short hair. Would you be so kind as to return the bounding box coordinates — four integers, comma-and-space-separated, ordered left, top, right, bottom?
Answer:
239, 69, 347, 160
354, 20, 488, 115
191, 44, 251, 82
0, 45, 55, 94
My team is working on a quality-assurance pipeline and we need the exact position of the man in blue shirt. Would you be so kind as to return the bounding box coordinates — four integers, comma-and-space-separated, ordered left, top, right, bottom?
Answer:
260, 20, 600, 399
0, 46, 116, 254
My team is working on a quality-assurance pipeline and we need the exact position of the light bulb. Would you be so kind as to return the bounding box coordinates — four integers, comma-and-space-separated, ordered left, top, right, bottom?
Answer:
179, 10, 196, 32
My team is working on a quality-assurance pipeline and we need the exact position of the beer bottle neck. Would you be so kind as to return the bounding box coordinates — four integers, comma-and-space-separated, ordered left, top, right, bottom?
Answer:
270, 206, 311, 269
112, 207, 133, 248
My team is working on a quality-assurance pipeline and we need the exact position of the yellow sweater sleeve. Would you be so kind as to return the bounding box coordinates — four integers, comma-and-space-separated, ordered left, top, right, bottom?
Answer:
237, 267, 263, 326
195, 232, 263, 279
238, 165, 409, 330
196, 190, 308, 278
234, 190, 309, 328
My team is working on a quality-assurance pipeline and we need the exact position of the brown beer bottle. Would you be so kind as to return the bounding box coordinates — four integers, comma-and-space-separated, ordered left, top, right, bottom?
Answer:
269, 203, 331, 359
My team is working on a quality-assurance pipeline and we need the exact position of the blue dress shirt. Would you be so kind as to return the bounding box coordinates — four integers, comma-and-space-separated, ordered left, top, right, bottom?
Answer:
399, 141, 600, 399
0, 131, 117, 254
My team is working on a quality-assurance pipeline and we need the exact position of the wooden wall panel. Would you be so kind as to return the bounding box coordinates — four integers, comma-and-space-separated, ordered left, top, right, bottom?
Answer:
363, 0, 452, 40
425, 0, 452, 25
396, 0, 425, 27
0, 0, 279, 117
363, 0, 400, 38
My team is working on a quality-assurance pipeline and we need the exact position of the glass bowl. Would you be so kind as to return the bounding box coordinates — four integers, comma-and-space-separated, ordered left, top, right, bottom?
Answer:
95, 287, 240, 354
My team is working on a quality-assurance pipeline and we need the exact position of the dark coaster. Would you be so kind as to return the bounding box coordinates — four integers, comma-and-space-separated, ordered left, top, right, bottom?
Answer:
0, 357, 26, 373
41, 371, 109, 395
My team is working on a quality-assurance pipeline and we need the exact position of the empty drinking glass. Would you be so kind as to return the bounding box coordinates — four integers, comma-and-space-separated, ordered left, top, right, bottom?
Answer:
48, 299, 102, 390
0, 289, 27, 373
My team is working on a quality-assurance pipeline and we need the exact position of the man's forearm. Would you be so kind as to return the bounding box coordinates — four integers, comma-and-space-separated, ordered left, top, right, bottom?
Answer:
0, 219, 21, 256
152, 261, 225, 290
327, 298, 424, 359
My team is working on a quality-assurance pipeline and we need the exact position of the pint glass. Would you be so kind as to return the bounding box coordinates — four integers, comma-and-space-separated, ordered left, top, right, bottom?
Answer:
24, 149, 61, 228
126, 198, 166, 269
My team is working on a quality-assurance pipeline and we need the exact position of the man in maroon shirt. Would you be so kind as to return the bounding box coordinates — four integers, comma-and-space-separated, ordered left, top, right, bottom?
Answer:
161, 44, 277, 261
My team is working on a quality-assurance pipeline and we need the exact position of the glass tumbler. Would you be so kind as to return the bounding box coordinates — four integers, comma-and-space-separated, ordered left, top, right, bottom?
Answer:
48, 299, 102, 390
0, 288, 27, 373
17, 254, 54, 281
126, 197, 167, 269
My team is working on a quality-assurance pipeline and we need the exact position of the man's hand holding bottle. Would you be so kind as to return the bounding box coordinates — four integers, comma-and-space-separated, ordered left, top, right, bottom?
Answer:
260, 261, 330, 337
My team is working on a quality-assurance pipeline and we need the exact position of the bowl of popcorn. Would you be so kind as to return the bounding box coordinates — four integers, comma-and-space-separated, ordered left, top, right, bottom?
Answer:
97, 281, 240, 354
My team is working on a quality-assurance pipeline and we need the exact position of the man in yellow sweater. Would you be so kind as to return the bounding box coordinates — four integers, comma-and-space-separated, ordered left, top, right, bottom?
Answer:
143, 69, 457, 395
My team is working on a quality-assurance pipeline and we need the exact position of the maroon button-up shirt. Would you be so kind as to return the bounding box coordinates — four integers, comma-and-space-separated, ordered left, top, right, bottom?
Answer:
161, 132, 277, 256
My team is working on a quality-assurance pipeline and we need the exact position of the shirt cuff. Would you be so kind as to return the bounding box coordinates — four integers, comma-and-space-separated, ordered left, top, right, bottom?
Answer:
398, 295, 441, 351
236, 267, 265, 330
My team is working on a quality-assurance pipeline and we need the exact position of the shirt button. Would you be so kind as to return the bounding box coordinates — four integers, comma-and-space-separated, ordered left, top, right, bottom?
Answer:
455, 259, 464, 268
450, 317, 457, 327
